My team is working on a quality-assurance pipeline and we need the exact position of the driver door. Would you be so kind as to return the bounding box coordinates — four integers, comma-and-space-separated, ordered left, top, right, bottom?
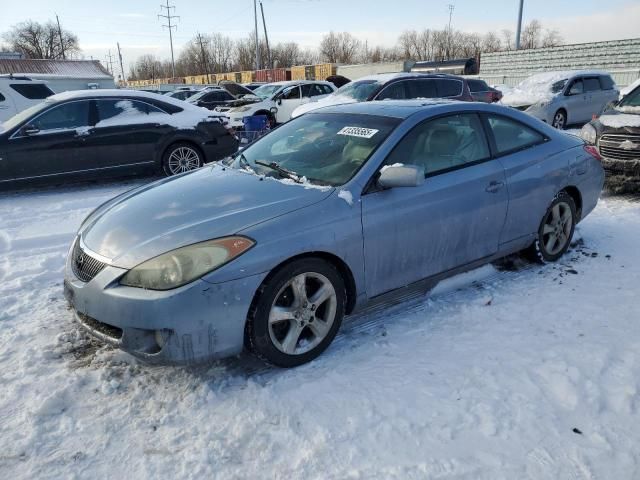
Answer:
361, 113, 508, 297
275, 85, 304, 123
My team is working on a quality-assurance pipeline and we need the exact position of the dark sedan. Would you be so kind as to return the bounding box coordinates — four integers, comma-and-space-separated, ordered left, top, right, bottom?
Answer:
0, 89, 238, 188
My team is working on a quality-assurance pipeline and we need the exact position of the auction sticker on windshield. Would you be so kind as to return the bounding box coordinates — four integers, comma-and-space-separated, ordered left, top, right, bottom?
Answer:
337, 126, 379, 139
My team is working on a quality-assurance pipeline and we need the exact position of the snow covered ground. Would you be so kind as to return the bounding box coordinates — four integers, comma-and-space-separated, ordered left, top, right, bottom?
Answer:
1, 175, 640, 479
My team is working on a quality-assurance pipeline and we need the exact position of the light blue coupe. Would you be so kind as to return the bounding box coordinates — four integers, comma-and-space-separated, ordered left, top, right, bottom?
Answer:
64, 100, 604, 367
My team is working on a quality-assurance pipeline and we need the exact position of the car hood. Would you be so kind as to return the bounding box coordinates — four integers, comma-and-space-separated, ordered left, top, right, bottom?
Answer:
291, 94, 359, 118
597, 109, 640, 129
500, 89, 558, 108
81, 165, 334, 268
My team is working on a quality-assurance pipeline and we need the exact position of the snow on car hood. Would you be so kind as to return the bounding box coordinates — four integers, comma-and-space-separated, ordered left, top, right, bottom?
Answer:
81, 165, 333, 268
292, 94, 359, 118
599, 110, 640, 128
499, 72, 568, 107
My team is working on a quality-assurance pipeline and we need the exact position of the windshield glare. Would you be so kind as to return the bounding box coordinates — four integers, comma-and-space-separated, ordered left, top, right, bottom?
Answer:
2, 101, 51, 131
333, 80, 382, 101
551, 79, 568, 93
227, 113, 399, 186
253, 84, 282, 100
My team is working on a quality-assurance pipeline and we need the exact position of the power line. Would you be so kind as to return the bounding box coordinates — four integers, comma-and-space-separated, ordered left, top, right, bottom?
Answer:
196, 33, 211, 83
447, 3, 455, 60
254, 0, 260, 70
158, 0, 179, 79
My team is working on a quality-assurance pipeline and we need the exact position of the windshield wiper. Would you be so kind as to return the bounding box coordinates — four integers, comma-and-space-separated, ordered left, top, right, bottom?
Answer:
254, 160, 303, 183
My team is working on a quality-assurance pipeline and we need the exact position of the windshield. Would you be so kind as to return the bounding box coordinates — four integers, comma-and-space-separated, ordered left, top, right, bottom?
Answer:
551, 79, 568, 93
252, 84, 282, 100
1, 101, 51, 131
619, 86, 640, 108
186, 89, 214, 103
226, 112, 399, 186
332, 80, 382, 101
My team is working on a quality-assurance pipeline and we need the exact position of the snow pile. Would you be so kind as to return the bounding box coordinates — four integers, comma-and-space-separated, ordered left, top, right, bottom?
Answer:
616, 105, 640, 114
337, 189, 353, 206
1, 181, 640, 478
600, 113, 640, 128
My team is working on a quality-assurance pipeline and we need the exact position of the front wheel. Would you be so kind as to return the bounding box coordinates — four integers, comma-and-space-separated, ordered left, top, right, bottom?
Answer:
528, 192, 576, 262
162, 142, 203, 176
247, 258, 346, 367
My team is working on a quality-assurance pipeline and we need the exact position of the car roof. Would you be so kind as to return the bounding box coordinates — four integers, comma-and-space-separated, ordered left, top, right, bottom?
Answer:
352, 72, 466, 84
46, 88, 207, 111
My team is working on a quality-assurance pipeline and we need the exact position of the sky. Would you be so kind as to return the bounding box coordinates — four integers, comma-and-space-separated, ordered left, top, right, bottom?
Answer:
1, 0, 639, 77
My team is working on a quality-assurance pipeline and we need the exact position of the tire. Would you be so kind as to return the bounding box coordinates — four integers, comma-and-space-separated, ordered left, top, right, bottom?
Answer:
247, 258, 346, 368
551, 109, 567, 130
527, 192, 577, 263
161, 142, 203, 176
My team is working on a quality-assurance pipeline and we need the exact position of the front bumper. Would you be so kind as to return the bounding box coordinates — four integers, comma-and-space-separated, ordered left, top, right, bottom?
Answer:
64, 251, 266, 365
601, 157, 640, 193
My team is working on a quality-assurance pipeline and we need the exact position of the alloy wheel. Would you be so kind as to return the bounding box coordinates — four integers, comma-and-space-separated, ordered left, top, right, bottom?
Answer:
541, 201, 573, 255
267, 272, 338, 355
552, 112, 566, 129
167, 146, 201, 175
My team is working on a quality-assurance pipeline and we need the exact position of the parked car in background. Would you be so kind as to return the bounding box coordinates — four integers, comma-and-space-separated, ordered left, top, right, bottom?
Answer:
0, 75, 55, 122
164, 87, 201, 101
581, 81, 640, 193
64, 100, 603, 367
243, 82, 267, 91
291, 73, 473, 119
223, 80, 337, 128
500, 70, 619, 129
467, 79, 503, 103
0, 89, 237, 187
186, 82, 257, 111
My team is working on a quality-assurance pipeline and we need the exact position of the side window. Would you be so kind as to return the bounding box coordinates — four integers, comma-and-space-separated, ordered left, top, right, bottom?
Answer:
220, 91, 235, 101
584, 78, 601, 92
568, 79, 584, 95
300, 84, 313, 98
320, 84, 334, 95
9, 83, 54, 99
468, 80, 488, 92
435, 79, 463, 97
486, 114, 545, 155
407, 79, 437, 99
309, 84, 327, 97
376, 81, 407, 100
383, 113, 490, 176
96, 99, 165, 123
282, 86, 301, 100
31, 101, 90, 131
599, 75, 614, 90
0, 91, 5, 102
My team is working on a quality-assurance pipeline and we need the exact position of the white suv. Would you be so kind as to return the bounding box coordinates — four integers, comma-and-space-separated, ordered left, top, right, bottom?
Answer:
222, 80, 336, 128
0, 76, 56, 122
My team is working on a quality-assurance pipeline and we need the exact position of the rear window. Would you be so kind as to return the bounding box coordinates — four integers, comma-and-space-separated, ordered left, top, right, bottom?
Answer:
599, 75, 615, 90
10, 83, 55, 99
436, 79, 463, 97
584, 78, 601, 92
467, 80, 489, 92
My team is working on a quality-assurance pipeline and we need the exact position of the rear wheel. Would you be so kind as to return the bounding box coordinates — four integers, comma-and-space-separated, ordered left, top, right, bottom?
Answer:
527, 192, 576, 262
247, 258, 346, 367
552, 109, 567, 130
162, 142, 203, 176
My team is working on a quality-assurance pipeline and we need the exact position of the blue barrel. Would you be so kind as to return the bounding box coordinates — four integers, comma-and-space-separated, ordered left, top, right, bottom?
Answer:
242, 115, 268, 132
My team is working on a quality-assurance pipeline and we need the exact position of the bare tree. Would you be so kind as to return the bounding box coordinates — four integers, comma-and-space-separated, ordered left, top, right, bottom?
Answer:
3, 20, 80, 59
501, 29, 514, 51
482, 31, 502, 53
319, 32, 361, 64
521, 19, 543, 49
541, 28, 563, 48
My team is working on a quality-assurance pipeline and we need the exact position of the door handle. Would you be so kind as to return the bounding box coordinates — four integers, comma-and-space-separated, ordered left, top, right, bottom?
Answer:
485, 181, 504, 193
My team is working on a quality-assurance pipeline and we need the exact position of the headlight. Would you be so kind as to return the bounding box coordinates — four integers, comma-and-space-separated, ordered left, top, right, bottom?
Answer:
233, 106, 253, 113
527, 101, 548, 110
120, 236, 255, 290
580, 123, 597, 144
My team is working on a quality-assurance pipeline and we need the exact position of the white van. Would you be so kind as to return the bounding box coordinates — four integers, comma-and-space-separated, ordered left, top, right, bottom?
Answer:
0, 76, 55, 122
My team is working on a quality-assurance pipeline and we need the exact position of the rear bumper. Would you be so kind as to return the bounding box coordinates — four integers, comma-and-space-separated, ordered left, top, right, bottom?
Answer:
64, 255, 266, 365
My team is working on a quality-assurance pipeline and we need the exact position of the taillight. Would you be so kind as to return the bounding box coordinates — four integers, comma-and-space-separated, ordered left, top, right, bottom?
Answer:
584, 144, 602, 161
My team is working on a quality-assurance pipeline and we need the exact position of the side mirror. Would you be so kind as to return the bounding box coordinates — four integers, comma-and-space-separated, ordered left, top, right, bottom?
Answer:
378, 164, 425, 189
270, 106, 278, 115
22, 124, 40, 136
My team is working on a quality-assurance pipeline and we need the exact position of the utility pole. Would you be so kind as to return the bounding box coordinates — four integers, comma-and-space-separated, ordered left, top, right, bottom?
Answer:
254, 0, 260, 70
196, 33, 211, 84
158, 0, 179, 78
515, 0, 524, 50
447, 4, 455, 60
104, 50, 115, 75
55, 14, 66, 60
259, 1, 272, 70
117, 42, 126, 85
